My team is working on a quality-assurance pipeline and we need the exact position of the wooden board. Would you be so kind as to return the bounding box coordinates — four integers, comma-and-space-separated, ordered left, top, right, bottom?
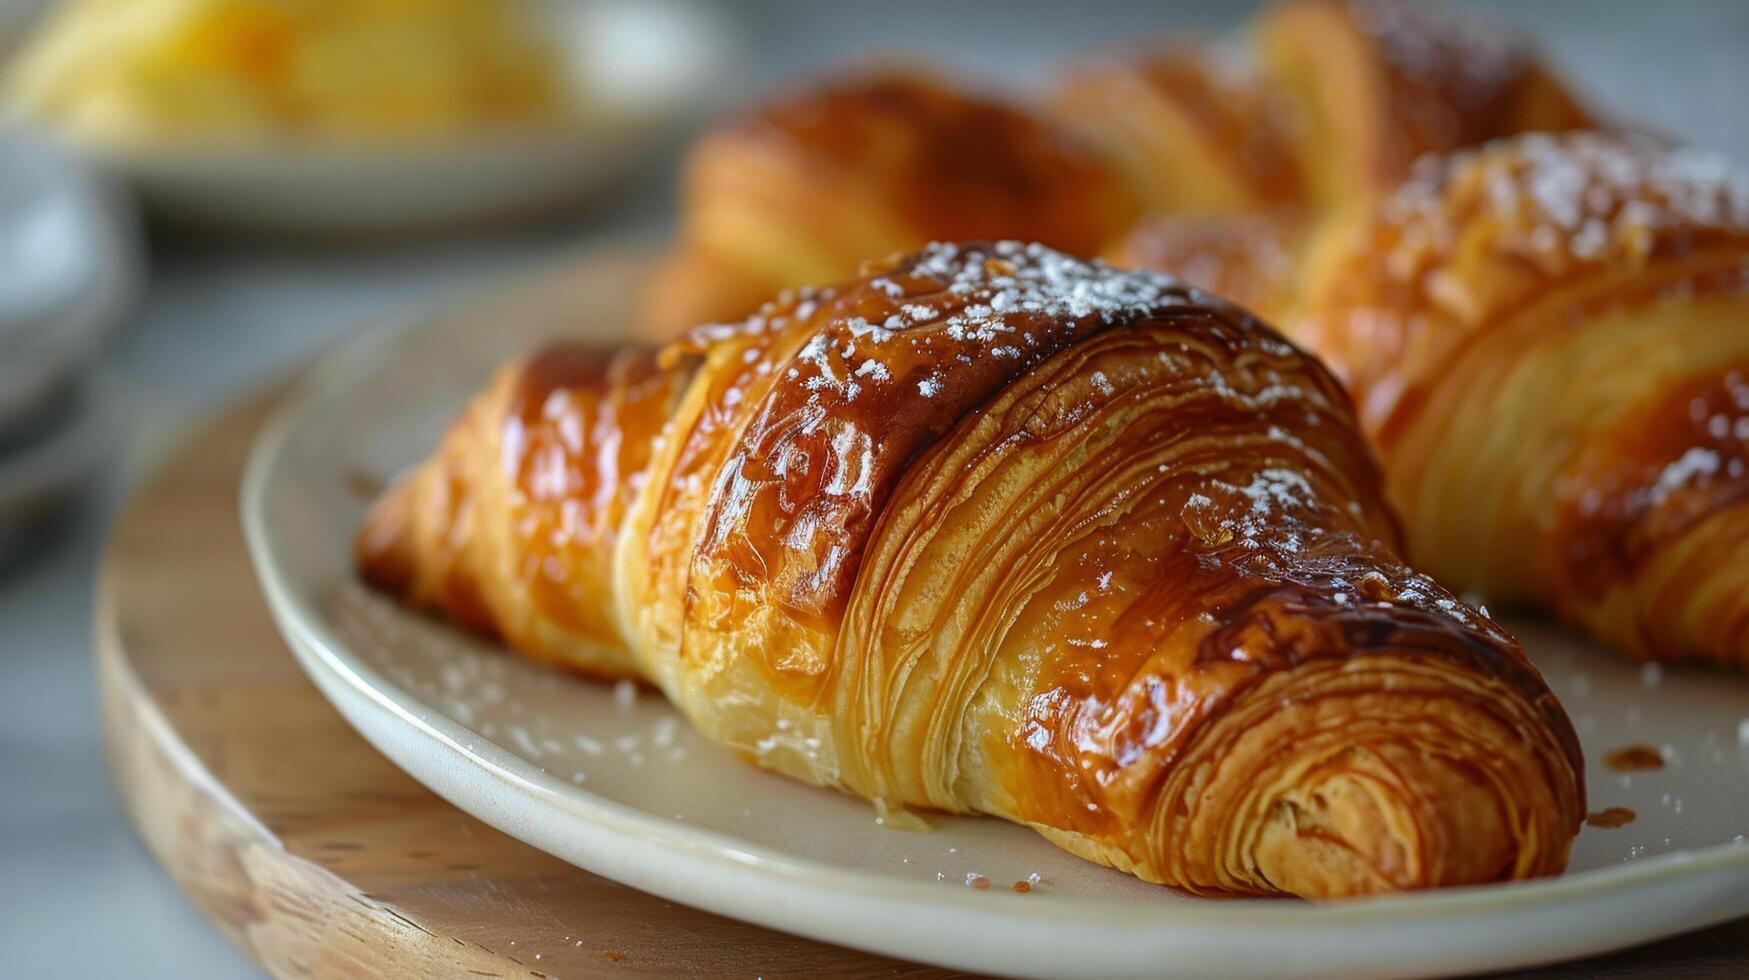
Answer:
96, 381, 1749, 978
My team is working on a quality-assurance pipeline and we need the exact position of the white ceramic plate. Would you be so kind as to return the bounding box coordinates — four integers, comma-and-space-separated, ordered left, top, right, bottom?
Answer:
242, 247, 1749, 979
9, 0, 737, 236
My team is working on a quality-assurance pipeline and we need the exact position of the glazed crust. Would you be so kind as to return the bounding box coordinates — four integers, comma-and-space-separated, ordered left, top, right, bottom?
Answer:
1295, 133, 1749, 666
360, 242, 1582, 898
639, 70, 1139, 338
356, 344, 693, 679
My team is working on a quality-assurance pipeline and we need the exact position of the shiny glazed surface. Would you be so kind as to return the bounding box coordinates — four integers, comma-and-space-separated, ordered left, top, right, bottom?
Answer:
357, 242, 1582, 898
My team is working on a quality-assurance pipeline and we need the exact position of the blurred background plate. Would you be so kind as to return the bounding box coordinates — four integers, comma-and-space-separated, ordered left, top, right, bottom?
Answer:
7, 0, 740, 237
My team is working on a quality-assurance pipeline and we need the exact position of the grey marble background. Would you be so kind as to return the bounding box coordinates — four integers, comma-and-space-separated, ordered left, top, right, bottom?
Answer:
1, 1, 1746, 976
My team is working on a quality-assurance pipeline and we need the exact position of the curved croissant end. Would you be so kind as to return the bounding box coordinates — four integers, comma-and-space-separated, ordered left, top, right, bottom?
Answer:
1051, 39, 1305, 215
1253, 0, 1596, 213
356, 345, 693, 680
637, 70, 1139, 338
361, 242, 1582, 897
1296, 132, 1749, 667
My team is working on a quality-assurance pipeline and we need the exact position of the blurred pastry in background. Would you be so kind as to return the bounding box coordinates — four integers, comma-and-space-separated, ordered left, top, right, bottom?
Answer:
1104, 209, 1306, 324
1052, 39, 1305, 215
5, 0, 574, 148
640, 69, 1139, 338
1096, 0, 1607, 322
1068, 0, 1597, 248
1253, 0, 1595, 214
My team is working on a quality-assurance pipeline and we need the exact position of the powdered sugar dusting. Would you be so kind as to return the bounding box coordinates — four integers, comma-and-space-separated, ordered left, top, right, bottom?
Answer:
854, 358, 891, 381
1238, 467, 1315, 516
1386, 133, 1749, 275
760, 241, 1221, 415
1648, 447, 1722, 506
1179, 463, 1484, 631
907, 240, 1198, 331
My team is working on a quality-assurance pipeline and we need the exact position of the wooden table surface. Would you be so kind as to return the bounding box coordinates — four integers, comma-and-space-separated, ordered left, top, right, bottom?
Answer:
96, 385, 1749, 978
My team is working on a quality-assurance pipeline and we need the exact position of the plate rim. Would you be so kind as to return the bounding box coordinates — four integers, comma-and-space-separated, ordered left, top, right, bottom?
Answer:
239, 244, 1749, 976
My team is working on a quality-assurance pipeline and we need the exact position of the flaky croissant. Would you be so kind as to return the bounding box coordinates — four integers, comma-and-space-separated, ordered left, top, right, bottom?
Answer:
1286, 133, 1749, 668
360, 242, 1582, 898
1253, 0, 1595, 214
638, 71, 1139, 339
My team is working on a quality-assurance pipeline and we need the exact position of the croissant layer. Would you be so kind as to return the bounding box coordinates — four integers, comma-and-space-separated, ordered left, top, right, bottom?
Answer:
360, 242, 1582, 897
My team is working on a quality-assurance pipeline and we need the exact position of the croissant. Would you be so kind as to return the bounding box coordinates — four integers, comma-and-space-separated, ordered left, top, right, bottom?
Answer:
1253, 0, 1596, 213
1277, 132, 1749, 668
359, 241, 1582, 898
1051, 40, 1305, 215
639, 71, 1139, 338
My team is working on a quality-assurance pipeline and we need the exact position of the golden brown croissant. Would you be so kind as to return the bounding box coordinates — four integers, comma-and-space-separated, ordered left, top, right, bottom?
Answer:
639, 71, 1139, 338
1254, 0, 1596, 213
360, 242, 1582, 898
1052, 40, 1306, 214
1286, 132, 1749, 668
